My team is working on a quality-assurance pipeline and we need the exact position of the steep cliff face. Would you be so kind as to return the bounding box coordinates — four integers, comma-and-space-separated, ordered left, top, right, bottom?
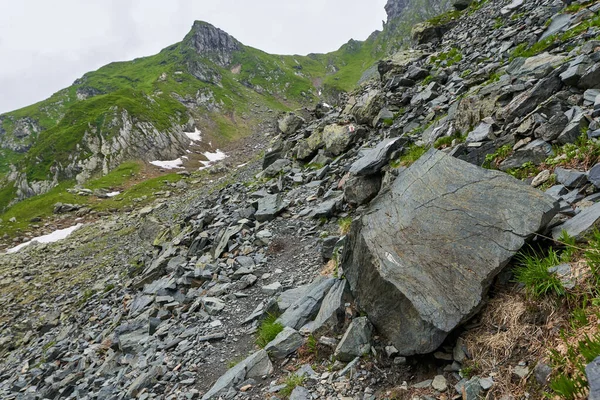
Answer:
385, 0, 410, 22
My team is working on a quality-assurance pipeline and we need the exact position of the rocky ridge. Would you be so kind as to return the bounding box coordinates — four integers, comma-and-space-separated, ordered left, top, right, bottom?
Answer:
2, 0, 600, 399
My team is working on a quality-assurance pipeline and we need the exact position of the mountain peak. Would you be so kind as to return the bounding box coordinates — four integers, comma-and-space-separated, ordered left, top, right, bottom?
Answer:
183, 21, 241, 67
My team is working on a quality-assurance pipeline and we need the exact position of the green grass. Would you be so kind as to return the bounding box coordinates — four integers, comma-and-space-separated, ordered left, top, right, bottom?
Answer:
392, 144, 429, 167
511, 12, 600, 60
426, 10, 462, 26
279, 374, 306, 398
256, 313, 284, 348
514, 248, 566, 298
482, 144, 513, 169
0, 165, 182, 238
434, 132, 465, 149
429, 47, 463, 68
85, 161, 141, 191
338, 217, 353, 235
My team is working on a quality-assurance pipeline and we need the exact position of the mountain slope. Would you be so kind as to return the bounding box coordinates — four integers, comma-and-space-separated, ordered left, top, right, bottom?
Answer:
0, 0, 452, 213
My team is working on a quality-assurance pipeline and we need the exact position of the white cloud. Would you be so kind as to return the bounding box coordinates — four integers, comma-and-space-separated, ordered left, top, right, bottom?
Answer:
0, 0, 387, 113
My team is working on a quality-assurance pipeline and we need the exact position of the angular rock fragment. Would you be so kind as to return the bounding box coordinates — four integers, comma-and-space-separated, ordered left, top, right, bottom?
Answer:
334, 316, 373, 362
264, 327, 304, 359
342, 149, 558, 355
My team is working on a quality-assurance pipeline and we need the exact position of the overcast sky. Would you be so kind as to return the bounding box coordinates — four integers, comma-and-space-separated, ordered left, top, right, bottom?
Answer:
0, 0, 388, 114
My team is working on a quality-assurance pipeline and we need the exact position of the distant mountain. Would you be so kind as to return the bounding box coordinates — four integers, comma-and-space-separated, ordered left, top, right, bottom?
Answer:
0, 0, 451, 211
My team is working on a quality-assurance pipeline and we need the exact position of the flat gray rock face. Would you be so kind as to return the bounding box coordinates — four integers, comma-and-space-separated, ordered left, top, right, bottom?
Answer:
587, 356, 600, 400
201, 350, 272, 400
341, 149, 558, 355
349, 137, 406, 175
277, 276, 335, 330
552, 201, 600, 241
264, 327, 304, 359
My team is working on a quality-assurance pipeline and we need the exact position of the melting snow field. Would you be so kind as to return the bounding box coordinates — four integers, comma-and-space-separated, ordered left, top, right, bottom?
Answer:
106, 191, 120, 197
199, 149, 228, 170
150, 158, 185, 170
6, 224, 84, 254
184, 128, 202, 143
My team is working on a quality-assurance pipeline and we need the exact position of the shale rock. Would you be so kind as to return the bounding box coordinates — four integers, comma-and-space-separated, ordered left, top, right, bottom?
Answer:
342, 149, 558, 355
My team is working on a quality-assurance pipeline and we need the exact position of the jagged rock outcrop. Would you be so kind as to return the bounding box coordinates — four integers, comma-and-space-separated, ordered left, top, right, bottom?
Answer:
184, 21, 241, 68
342, 149, 558, 355
385, 0, 410, 21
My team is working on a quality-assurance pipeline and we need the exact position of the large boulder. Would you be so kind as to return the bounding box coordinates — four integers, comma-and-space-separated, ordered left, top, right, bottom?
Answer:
348, 89, 384, 126
323, 124, 359, 156
278, 113, 305, 136
341, 149, 558, 355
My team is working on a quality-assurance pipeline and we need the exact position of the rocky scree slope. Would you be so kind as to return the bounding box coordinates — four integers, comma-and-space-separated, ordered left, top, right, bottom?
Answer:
3, 0, 600, 399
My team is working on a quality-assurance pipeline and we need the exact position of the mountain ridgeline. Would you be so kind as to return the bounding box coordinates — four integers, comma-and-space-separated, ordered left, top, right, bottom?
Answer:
0, 0, 450, 211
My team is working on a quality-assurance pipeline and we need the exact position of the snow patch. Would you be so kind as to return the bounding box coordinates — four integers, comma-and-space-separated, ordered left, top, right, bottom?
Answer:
106, 191, 120, 198
203, 149, 227, 163
184, 128, 202, 142
199, 149, 228, 171
6, 224, 84, 254
150, 158, 185, 170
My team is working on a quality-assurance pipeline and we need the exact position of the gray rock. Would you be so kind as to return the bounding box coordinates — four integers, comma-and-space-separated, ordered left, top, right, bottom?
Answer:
321, 236, 340, 261
278, 285, 309, 311
466, 119, 494, 143
500, 75, 562, 122
453, 0, 472, 10
554, 167, 588, 189
264, 327, 304, 359
588, 164, 600, 188
323, 124, 357, 156
455, 377, 482, 399
545, 185, 568, 200
580, 63, 600, 90
262, 282, 283, 295
499, 139, 552, 171
540, 14, 573, 41
334, 317, 373, 362
306, 279, 349, 334
201, 350, 273, 400
552, 201, 600, 241
127, 366, 164, 398
277, 277, 335, 330
432, 375, 447, 392
342, 149, 558, 355
256, 194, 287, 222
310, 195, 343, 219
479, 377, 494, 390
263, 159, 291, 178
534, 362, 552, 386
349, 137, 406, 175
202, 297, 225, 315
278, 113, 305, 136
587, 356, 600, 400
344, 175, 382, 206
289, 386, 311, 400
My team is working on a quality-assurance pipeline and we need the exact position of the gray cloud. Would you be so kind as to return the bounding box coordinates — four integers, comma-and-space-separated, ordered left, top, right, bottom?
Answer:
0, 0, 387, 113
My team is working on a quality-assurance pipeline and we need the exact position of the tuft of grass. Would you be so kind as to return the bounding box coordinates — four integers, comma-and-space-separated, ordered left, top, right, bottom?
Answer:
434, 131, 465, 149
279, 374, 306, 398
514, 248, 566, 298
483, 144, 513, 169
338, 216, 353, 235
429, 47, 463, 68
393, 144, 428, 167
256, 313, 284, 348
